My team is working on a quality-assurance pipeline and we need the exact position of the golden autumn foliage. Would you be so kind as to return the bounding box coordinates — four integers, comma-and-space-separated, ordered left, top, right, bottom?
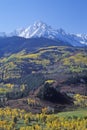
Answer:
74, 94, 87, 107
0, 107, 86, 130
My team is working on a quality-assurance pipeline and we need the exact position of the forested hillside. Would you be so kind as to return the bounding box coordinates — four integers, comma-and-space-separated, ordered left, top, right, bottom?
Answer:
0, 43, 87, 99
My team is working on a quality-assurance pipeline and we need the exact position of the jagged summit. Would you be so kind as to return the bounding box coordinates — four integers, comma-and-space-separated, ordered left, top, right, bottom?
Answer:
17, 21, 58, 39
0, 21, 87, 46
33, 21, 49, 28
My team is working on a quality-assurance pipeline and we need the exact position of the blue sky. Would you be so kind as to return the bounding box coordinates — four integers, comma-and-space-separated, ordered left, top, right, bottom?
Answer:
0, 0, 87, 33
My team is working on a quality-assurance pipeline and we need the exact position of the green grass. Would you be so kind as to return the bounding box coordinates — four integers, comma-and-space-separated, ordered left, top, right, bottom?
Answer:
57, 108, 87, 118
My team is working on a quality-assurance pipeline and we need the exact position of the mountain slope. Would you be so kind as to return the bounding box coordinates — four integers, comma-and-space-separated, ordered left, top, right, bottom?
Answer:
0, 36, 70, 57
0, 46, 87, 96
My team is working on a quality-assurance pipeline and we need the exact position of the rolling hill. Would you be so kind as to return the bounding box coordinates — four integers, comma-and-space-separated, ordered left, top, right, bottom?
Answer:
0, 41, 87, 98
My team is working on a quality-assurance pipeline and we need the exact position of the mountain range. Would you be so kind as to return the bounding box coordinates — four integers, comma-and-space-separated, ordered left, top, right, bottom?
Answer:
0, 21, 87, 47
0, 21, 87, 102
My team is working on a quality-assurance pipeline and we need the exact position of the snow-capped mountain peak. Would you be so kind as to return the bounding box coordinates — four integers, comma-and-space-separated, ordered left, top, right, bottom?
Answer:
16, 21, 57, 39
0, 21, 87, 46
